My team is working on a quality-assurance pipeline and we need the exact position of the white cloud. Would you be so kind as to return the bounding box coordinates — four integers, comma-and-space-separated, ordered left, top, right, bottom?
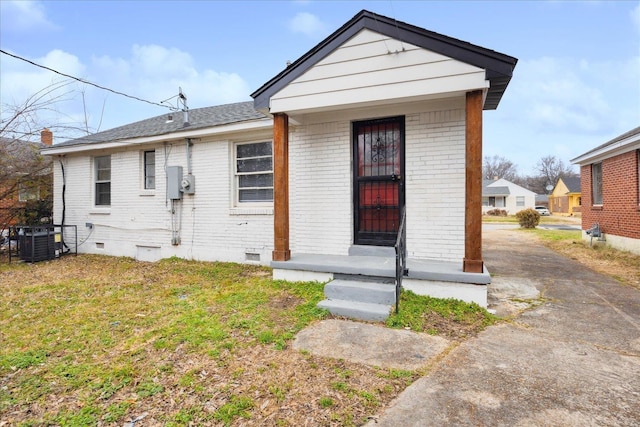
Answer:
0, 49, 84, 106
288, 12, 327, 37
92, 44, 250, 110
509, 56, 638, 134
1, 44, 252, 140
0, 0, 58, 33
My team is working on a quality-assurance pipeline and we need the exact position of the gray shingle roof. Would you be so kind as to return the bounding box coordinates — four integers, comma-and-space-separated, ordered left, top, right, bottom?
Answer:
482, 180, 510, 196
561, 176, 581, 193
54, 101, 269, 147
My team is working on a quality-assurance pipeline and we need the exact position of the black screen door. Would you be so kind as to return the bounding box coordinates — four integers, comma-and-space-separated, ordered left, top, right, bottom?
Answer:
353, 116, 405, 246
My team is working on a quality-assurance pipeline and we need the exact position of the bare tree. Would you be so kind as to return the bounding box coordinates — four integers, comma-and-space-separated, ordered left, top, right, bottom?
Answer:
483, 155, 519, 181
0, 79, 82, 230
534, 155, 578, 193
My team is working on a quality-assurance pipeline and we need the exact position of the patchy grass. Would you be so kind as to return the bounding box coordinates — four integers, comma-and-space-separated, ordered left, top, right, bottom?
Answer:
525, 228, 640, 289
0, 254, 492, 425
387, 291, 497, 340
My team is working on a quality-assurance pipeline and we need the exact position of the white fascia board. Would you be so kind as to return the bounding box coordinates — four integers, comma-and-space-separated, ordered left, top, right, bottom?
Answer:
571, 134, 640, 165
41, 118, 273, 155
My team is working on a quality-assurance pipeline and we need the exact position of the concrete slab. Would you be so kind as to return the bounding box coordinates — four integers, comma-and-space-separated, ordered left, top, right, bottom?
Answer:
362, 226, 640, 426
292, 319, 450, 371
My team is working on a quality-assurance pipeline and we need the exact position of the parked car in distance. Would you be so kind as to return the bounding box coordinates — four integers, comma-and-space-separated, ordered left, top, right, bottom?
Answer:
535, 206, 551, 216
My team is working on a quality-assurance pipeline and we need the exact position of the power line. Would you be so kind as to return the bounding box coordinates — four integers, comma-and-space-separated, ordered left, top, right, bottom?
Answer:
0, 49, 173, 111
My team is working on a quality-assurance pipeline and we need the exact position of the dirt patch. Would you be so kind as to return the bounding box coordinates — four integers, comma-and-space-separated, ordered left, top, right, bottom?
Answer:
268, 294, 303, 310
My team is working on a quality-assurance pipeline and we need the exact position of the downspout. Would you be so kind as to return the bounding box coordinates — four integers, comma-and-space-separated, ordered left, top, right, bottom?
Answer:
186, 138, 193, 175
58, 156, 69, 251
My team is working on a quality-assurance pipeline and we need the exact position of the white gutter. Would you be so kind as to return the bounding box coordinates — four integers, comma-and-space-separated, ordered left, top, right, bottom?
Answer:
571, 132, 640, 165
41, 118, 274, 155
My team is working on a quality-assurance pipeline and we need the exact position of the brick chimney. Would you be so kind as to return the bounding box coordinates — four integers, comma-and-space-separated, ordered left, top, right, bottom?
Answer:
41, 128, 53, 146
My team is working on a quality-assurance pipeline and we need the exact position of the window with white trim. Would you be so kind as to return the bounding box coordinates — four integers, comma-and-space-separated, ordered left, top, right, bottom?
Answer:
235, 141, 273, 204
591, 162, 602, 205
637, 150, 640, 206
144, 150, 155, 190
516, 196, 525, 207
95, 155, 111, 206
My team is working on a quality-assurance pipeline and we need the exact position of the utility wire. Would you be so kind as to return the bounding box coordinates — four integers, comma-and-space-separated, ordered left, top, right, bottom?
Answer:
0, 49, 173, 111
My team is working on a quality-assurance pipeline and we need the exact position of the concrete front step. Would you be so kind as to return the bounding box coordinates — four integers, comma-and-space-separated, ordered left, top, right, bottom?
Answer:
325, 279, 396, 305
317, 299, 392, 322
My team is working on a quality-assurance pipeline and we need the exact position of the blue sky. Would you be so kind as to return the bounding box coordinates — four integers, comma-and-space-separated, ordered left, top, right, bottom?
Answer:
1, 0, 638, 175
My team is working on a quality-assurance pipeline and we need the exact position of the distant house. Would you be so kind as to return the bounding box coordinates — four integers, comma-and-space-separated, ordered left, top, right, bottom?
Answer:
535, 194, 549, 208
572, 126, 640, 255
548, 176, 581, 216
0, 130, 53, 231
42, 10, 517, 310
482, 178, 536, 214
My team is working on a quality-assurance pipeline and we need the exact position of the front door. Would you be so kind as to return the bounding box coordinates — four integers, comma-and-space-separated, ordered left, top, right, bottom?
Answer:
353, 116, 405, 246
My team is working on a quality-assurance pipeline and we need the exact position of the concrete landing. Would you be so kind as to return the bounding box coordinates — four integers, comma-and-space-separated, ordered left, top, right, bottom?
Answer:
293, 319, 451, 371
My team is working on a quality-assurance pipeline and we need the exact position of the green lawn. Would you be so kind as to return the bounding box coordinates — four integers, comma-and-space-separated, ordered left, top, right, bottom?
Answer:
1, 255, 494, 426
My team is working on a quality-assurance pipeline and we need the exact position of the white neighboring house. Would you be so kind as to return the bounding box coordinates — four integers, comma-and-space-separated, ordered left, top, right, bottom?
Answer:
482, 178, 536, 214
42, 10, 516, 310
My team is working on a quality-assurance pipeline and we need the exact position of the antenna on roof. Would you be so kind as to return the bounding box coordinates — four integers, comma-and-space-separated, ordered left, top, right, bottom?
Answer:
178, 87, 189, 127
160, 88, 189, 126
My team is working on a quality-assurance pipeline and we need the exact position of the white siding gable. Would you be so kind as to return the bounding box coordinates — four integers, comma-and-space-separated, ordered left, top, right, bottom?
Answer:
270, 29, 488, 114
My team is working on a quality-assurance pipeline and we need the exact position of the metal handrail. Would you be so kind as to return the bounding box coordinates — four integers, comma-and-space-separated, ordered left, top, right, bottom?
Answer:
394, 207, 408, 313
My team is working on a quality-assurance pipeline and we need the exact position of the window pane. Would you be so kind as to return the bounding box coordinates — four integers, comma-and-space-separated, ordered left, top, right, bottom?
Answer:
95, 155, 111, 205
237, 142, 272, 158
144, 151, 155, 189
237, 157, 272, 173
95, 182, 111, 205
239, 188, 273, 202
235, 142, 273, 204
96, 156, 111, 181
592, 163, 602, 205
239, 173, 273, 188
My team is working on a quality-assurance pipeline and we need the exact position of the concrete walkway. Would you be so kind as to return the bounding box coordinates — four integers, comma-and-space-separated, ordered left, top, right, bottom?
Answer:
366, 227, 640, 426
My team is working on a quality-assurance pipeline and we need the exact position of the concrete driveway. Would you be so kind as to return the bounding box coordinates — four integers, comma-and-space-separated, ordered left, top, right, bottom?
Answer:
367, 227, 640, 426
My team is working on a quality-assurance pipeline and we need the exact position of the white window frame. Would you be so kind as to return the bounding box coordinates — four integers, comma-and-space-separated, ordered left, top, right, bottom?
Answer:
94, 155, 111, 206
233, 141, 273, 207
142, 150, 156, 191
592, 162, 603, 205
516, 196, 525, 207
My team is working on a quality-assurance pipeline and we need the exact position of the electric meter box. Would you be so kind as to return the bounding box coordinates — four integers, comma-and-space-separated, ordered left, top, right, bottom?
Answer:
167, 166, 183, 199
181, 175, 195, 194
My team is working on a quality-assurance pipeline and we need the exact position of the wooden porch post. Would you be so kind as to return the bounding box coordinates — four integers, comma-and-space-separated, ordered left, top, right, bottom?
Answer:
272, 112, 291, 261
463, 90, 484, 273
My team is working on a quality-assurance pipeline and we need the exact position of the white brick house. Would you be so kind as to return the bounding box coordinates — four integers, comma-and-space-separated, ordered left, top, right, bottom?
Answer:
42, 10, 516, 308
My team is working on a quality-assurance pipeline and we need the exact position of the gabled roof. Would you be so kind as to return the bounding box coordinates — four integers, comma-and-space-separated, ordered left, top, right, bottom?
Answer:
50, 102, 269, 148
482, 180, 510, 196
252, 9, 517, 111
559, 176, 581, 193
572, 126, 640, 165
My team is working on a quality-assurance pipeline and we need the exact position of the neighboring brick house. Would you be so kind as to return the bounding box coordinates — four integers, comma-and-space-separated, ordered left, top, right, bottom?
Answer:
0, 130, 53, 231
572, 126, 640, 255
42, 10, 516, 307
548, 176, 581, 216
